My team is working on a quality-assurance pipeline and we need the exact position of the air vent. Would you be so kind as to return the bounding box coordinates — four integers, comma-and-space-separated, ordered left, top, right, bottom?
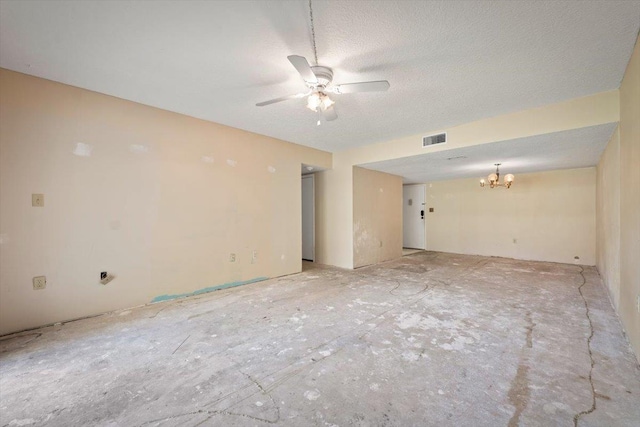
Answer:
422, 132, 447, 147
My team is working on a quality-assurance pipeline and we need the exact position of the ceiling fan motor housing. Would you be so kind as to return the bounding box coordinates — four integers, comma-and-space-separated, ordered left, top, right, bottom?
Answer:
310, 65, 333, 87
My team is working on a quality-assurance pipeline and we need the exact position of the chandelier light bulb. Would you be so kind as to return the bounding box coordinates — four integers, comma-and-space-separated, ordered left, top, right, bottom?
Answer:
488, 173, 498, 184
504, 174, 514, 188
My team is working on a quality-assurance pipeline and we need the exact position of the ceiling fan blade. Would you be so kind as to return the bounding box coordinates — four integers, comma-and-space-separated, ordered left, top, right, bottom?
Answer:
322, 105, 338, 121
288, 55, 318, 84
332, 80, 390, 94
255, 92, 307, 107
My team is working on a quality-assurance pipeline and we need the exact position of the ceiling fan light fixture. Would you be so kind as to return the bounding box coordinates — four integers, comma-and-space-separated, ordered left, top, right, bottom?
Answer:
321, 94, 334, 109
254, 1, 390, 124
306, 92, 321, 111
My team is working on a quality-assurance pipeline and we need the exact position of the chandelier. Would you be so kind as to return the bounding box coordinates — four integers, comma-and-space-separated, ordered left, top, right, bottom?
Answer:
480, 163, 514, 189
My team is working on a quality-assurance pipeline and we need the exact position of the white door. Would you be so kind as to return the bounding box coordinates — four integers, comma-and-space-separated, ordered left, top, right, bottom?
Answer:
301, 175, 315, 261
403, 184, 426, 249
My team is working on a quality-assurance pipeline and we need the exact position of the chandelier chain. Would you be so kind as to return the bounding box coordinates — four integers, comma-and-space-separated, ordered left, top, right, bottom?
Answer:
309, 0, 319, 65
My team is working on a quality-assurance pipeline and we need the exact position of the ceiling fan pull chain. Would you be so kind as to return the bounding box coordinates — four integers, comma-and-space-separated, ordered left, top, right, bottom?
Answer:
309, 0, 319, 65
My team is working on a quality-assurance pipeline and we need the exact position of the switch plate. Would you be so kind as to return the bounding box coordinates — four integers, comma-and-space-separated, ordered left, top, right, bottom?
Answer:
32, 194, 44, 207
100, 273, 115, 285
229, 253, 236, 262
33, 276, 46, 290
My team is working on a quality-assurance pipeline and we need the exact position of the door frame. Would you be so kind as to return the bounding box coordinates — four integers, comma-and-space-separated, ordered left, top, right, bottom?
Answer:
402, 184, 426, 250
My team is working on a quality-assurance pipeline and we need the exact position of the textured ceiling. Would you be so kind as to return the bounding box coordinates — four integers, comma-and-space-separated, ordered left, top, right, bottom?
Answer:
0, 1, 638, 153
360, 123, 617, 183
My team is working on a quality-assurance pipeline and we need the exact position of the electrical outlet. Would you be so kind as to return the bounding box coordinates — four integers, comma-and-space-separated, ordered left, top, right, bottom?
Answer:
32, 194, 44, 207
252, 250, 258, 264
100, 272, 115, 285
229, 253, 236, 262
33, 276, 46, 290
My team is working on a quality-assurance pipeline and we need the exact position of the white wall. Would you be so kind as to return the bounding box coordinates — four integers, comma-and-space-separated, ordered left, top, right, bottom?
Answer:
424, 168, 596, 265
0, 69, 331, 335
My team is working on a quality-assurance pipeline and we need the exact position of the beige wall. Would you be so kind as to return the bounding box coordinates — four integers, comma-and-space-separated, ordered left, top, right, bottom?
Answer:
353, 167, 402, 268
0, 69, 331, 335
316, 91, 619, 270
598, 35, 640, 360
423, 168, 596, 265
314, 158, 353, 269
596, 128, 621, 309
619, 33, 640, 361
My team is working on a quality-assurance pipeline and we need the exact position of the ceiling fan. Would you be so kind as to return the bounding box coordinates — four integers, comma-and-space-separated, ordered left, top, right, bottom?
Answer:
255, 1, 390, 123
256, 55, 390, 123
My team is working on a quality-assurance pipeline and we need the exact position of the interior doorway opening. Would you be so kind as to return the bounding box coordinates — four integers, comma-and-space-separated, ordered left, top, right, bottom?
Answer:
302, 174, 315, 262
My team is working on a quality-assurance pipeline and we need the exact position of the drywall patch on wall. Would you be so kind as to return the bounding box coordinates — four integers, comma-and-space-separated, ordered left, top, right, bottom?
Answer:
72, 142, 93, 157
129, 144, 149, 153
151, 277, 268, 303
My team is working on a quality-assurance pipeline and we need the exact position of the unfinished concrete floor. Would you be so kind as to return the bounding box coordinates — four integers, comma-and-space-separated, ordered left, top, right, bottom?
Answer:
1, 252, 639, 426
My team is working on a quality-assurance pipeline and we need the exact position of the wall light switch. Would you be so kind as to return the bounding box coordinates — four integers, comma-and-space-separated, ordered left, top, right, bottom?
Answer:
229, 253, 236, 262
33, 276, 46, 290
32, 194, 44, 207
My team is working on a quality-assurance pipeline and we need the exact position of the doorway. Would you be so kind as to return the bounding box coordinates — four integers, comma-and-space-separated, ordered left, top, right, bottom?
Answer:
403, 184, 426, 249
302, 174, 315, 261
